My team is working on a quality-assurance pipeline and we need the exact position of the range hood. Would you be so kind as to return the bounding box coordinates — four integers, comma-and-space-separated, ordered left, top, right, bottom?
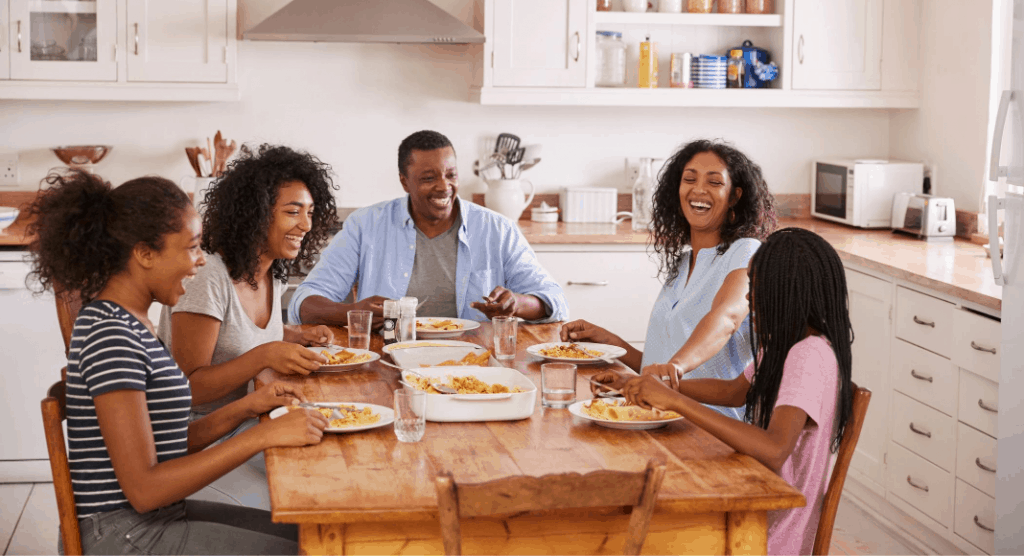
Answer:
243, 0, 485, 44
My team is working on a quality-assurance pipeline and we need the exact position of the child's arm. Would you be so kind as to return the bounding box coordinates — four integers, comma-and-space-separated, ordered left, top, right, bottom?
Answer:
622, 375, 808, 474
186, 381, 306, 453
674, 373, 750, 407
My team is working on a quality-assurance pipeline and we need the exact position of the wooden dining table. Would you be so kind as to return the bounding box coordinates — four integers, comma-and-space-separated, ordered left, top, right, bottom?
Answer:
255, 322, 804, 555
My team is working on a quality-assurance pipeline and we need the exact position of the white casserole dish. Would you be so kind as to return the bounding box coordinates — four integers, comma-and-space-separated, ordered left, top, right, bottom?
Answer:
390, 345, 500, 368
401, 366, 537, 422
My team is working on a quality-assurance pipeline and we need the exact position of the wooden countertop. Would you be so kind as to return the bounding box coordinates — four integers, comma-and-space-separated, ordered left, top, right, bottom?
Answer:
517, 220, 651, 244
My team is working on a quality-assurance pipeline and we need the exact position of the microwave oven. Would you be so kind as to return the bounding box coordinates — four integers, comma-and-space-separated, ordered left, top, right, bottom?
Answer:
811, 159, 924, 228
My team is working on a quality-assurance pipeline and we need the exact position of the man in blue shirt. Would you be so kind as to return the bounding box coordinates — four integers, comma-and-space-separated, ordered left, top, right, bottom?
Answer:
288, 130, 568, 326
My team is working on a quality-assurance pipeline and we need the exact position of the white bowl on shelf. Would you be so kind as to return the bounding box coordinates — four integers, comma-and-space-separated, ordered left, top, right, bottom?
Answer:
622, 0, 647, 12
0, 207, 19, 231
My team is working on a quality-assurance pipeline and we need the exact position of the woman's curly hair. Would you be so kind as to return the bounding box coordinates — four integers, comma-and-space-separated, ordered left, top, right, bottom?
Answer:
200, 144, 338, 288
27, 170, 191, 303
651, 139, 777, 285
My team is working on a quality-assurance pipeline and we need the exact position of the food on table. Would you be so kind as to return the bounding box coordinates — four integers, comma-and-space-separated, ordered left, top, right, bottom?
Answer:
582, 399, 680, 422
540, 344, 603, 359
426, 350, 492, 367
406, 374, 523, 395
320, 349, 373, 365
417, 319, 463, 331
386, 341, 462, 350
288, 404, 381, 428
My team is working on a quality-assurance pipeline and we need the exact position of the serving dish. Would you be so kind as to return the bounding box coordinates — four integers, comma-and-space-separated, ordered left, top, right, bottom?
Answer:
382, 339, 480, 353
269, 402, 394, 433
51, 145, 111, 166
390, 345, 500, 369
401, 366, 536, 422
306, 346, 380, 371
568, 398, 683, 430
527, 342, 626, 364
0, 207, 18, 231
415, 317, 481, 339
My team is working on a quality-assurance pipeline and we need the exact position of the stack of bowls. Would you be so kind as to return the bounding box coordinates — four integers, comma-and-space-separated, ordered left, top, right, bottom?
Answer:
691, 55, 727, 89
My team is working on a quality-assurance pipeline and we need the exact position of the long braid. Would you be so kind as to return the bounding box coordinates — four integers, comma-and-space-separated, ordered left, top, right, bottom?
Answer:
745, 228, 853, 453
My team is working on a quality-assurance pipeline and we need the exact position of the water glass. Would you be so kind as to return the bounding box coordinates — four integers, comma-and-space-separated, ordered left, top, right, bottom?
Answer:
347, 310, 372, 351
492, 316, 518, 361
541, 363, 577, 408
394, 388, 426, 442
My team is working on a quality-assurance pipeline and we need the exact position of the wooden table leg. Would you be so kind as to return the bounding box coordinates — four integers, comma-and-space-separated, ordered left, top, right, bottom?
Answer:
725, 510, 768, 555
299, 523, 345, 556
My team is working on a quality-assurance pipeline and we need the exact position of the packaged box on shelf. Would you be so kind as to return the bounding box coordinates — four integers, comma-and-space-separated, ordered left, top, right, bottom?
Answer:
560, 187, 618, 223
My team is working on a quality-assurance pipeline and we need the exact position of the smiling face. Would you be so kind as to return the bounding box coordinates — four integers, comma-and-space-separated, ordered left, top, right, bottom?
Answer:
678, 151, 742, 241
265, 180, 315, 261
150, 206, 206, 306
400, 146, 459, 230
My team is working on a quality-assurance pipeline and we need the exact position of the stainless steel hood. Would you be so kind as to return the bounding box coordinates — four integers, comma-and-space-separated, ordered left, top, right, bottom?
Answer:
243, 0, 485, 44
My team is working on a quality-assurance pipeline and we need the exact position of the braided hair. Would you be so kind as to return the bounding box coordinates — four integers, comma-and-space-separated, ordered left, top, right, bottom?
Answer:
745, 228, 853, 453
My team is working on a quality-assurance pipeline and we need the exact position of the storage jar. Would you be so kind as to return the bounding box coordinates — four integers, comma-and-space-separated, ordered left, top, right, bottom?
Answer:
595, 31, 627, 87
687, 0, 714, 13
720, 0, 744, 13
597, 0, 612, 11
746, 0, 772, 14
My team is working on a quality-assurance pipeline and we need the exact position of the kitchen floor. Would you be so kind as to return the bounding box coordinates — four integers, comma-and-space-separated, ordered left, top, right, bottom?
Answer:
1, 483, 922, 555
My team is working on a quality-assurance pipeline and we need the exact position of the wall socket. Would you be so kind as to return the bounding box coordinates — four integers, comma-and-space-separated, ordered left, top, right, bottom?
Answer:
0, 152, 19, 187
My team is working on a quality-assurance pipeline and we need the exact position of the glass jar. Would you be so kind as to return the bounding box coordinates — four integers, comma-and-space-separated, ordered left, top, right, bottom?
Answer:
726, 49, 745, 88
687, 0, 714, 13
720, 0, 744, 13
597, 0, 612, 11
746, 0, 772, 14
595, 31, 627, 87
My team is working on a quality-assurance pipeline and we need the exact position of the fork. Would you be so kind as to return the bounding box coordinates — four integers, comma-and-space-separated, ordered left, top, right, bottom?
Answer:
298, 402, 346, 420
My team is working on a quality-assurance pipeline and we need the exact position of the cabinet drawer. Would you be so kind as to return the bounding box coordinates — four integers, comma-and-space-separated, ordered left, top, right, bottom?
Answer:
951, 309, 1001, 383
955, 479, 995, 555
891, 391, 956, 471
891, 339, 956, 416
959, 370, 999, 438
956, 423, 997, 497
895, 287, 954, 357
887, 441, 953, 526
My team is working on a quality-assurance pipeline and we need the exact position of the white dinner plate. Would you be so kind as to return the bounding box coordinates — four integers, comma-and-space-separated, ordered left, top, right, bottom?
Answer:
382, 339, 481, 354
568, 398, 683, 430
415, 317, 481, 339
306, 346, 380, 371
269, 402, 394, 433
526, 342, 627, 364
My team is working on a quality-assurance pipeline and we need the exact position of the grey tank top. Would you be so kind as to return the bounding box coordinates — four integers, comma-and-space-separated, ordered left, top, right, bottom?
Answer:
405, 212, 460, 318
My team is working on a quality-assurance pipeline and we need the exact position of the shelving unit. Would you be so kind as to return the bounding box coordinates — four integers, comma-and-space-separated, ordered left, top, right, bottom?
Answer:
594, 11, 782, 27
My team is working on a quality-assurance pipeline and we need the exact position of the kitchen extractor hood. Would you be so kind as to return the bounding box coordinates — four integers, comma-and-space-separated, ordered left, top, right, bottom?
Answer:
243, 0, 485, 44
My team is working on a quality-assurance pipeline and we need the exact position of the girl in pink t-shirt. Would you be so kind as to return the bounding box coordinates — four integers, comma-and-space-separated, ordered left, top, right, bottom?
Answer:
600, 228, 854, 555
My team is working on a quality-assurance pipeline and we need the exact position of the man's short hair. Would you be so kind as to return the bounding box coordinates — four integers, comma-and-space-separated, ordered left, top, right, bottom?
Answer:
398, 130, 456, 177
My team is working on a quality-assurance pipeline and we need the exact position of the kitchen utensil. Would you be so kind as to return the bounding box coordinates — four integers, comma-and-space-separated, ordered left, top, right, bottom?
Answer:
517, 158, 541, 177
504, 146, 525, 179
494, 133, 520, 159
586, 377, 622, 396
197, 152, 211, 177
185, 147, 202, 177
297, 402, 347, 420
571, 342, 618, 364
402, 369, 459, 395
51, 146, 111, 167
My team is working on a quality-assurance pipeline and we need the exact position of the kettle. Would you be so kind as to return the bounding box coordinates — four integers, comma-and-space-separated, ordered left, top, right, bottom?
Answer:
484, 178, 535, 222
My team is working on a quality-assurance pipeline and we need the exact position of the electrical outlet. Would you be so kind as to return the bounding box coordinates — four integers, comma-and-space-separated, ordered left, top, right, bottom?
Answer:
0, 151, 18, 187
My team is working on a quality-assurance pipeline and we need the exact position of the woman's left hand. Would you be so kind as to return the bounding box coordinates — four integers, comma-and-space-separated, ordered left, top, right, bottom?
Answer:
621, 374, 680, 412
245, 382, 307, 417
299, 325, 334, 347
640, 362, 685, 390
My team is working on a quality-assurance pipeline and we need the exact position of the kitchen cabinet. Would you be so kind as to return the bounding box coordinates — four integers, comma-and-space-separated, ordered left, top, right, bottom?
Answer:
8, 0, 117, 81
0, 1, 8, 78
126, 0, 229, 83
790, 0, 882, 90
491, 0, 587, 87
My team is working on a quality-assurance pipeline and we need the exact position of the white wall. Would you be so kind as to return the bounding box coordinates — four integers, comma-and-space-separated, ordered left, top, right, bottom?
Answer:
889, 0, 994, 214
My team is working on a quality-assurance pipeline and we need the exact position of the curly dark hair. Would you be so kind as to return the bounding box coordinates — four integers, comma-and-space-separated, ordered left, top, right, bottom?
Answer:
651, 139, 777, 285
27, 170, 192, 303
200, 144, 338, 288
398, 130, 455, 177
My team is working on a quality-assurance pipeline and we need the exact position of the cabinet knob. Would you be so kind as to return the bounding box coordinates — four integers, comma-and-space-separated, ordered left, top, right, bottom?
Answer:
906, 475, 929, 492
978, 399, 998, 413
974, 515, 995, 533
908, 422, 932, 438
572, 31, 580, 62
910, 369, 933, 383
975, 457, 996, 473
912, 315, 936, 328
797, 35, 804, 64
970, 341, 997, 355
17, 20, 22, 54
134, 23, 140, 55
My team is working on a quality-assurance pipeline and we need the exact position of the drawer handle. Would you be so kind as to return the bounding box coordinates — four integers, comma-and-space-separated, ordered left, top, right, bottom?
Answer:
976, 457, 997, 473
912, 315, 936, 328
978, 399, 998, 413
910, 369, 933, 383
909, 422, 932, 438
907, 475, 929, 492
974, 515, 995, 533
970, 341, 997, 355
567, 280, 609, 286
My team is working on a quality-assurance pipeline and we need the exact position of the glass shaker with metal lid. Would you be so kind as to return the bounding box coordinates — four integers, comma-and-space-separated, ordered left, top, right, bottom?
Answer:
595, 31, 627, 87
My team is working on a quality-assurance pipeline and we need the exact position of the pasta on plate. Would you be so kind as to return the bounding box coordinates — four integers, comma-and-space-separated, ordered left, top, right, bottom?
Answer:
417, 319, 462, 331
406, 374, 523, 395
288, 404, 381, 428
540, 344, 602, 359
321, 349, 373, 365
582, 399, 680, 422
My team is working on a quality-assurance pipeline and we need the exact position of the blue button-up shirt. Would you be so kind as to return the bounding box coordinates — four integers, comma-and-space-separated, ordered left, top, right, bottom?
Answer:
288, 196, 568, 324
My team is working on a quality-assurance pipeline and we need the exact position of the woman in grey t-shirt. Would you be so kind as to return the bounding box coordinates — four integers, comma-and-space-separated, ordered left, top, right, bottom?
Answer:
159, 144, 340, 416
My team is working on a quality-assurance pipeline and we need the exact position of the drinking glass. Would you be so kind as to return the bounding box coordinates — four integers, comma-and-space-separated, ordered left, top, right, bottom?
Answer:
492, 316, 518, 361
347, 310, 372, 351
541, 363, 577, 408
394, 388, 426, 442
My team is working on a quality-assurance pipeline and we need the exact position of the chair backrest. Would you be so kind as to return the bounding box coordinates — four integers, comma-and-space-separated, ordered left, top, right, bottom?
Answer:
41, 377, 83, 555
435, 458, 667, 555
813, 383, 872, 556
55, 288, 82, 357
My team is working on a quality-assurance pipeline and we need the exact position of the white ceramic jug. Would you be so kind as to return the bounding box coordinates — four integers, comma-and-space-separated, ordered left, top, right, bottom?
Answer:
484, 178, 535, 222
180, 176, 216, 212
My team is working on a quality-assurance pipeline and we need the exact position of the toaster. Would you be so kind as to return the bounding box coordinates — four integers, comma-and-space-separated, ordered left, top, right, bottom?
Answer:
891, 193, 956, 240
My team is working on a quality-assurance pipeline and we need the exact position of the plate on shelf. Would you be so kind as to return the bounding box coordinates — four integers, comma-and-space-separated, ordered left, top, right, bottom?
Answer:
382, 339, 481, 354
415, 317, 481, 339
568, 398, 683, 430
306, 346, 379, 371
269, 402, 394, 433
526, 342, 626, 364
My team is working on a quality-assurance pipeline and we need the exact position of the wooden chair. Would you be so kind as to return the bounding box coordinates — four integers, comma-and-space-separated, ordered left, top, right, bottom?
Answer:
434, 458, 667, 555
41, 377, 83, 555
812, 383, 872, 555
55, 287, 82, 357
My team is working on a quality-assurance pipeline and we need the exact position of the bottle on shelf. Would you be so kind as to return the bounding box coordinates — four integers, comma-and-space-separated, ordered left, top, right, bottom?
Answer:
595, 31, 627, 87
632, 158, 655, 232
638, 35, 658, 88
727, 49, 745, 88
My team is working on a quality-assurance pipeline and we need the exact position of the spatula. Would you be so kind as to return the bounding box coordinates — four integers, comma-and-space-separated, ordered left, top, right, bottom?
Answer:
494, 133, 520, 157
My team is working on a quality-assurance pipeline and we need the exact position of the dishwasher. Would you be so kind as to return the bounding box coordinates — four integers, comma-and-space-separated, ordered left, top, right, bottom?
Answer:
0, 249, 68, 482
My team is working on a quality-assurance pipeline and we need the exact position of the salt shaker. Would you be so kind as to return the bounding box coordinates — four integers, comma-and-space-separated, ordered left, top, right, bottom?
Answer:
382, 300, 400, 345
398, 297, 417, 342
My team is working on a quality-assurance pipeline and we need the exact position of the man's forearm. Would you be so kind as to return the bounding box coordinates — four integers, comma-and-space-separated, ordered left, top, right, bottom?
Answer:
514, 293, 549, 321
299, 295, 352, 326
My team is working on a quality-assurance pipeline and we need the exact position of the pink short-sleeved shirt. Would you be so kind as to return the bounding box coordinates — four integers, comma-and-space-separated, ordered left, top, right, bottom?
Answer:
744, 335, 839, 555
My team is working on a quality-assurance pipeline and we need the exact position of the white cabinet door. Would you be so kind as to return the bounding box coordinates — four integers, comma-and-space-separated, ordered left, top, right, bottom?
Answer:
791, 0, 882, 90
126, 0, 228, 83
492, 0, 587, 87
0, 1, 9, 78
9, 0, 117, 81
846, 267, 891, 490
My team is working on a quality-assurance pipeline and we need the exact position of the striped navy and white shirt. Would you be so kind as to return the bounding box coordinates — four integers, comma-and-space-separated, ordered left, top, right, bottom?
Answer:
66, 301, 192, 518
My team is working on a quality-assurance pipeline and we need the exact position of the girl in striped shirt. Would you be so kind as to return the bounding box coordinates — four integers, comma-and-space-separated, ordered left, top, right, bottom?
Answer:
28, 171, 329, 555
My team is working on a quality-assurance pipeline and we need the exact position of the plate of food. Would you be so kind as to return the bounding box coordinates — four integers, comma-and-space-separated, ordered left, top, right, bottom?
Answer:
269, 402, 394, 433
568, 398, 683, 430
307, 346, 380, 371
390, 345, 498, 369
414, 317, 481, 339
526, 342, 626, 364
399, 366, 537, 421
382, 339, 481, 354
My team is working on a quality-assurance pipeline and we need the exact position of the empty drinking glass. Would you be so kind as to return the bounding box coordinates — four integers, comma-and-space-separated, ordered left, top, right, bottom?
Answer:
394, 388, 426, 442
347, 310, 372, 351
492, 316, 518, 361
541, 363, 577, 408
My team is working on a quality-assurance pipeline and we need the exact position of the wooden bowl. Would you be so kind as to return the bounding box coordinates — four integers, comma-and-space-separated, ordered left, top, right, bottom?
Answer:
51, 145, 112, 166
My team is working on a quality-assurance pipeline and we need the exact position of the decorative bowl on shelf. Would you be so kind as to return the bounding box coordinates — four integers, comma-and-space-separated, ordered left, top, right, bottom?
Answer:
51, 145, 112, 167
0, 207, 19, 231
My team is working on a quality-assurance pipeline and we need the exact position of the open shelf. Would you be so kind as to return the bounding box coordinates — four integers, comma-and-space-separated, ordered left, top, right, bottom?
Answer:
593, 11, 782, 27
